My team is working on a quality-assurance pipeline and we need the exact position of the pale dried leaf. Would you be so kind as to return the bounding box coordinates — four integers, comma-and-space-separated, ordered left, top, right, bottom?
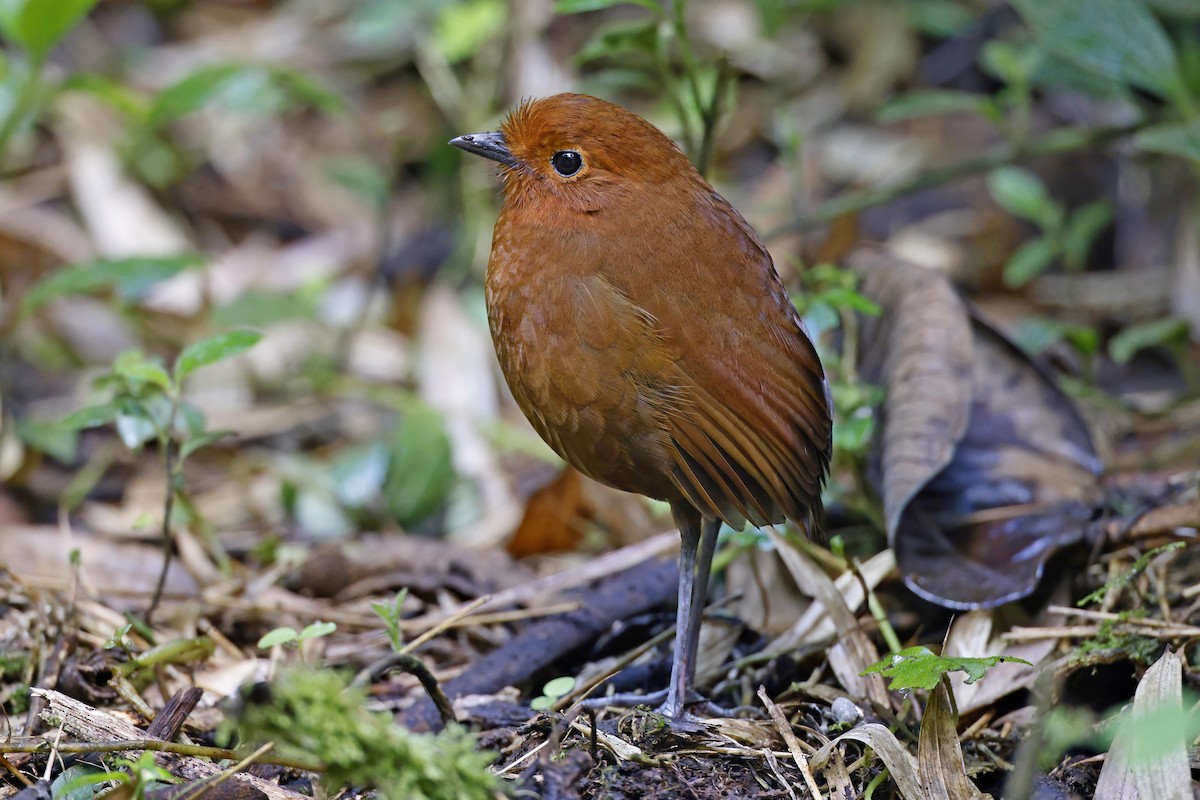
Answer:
765, 549, 895, 654
59, 97, 191, 259
811, 723, 922, 800
767, 531, 889, 708
1095, 649, 1190, 800
918, 678, 991, 799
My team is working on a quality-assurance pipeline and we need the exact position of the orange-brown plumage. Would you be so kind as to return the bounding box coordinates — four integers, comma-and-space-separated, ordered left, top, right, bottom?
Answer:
452, 93, 831, 718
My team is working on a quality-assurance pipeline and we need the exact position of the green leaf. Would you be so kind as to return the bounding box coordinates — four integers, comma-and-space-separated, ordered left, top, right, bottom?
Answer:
542, 676, 576, 698
257, 628, 299, 649
148, 65, 243, 126
818, 286, 882, 316
174, 329, 262, 382
877, 90, 992, 123
1002, 237, 1058, 287
1013, 318, 1100, 358
1061, 200, 1114, 271
385, 405, 456, 526
1143, 0, 1200, 17
980, 40, 1041, 87
434, 0, 506, 63
1010, 0, 1183, 99
1134, 120, 1200, 165
148, 65, 339, 128
299, 621, 337, 640
211, 289, 317, 328
576, 19, 659, 65
0, 0, 99, 60
861, 646, 1032, 691
61, 73, 149, 119
1108, 318, 1191, 364
179, 429, 233, 460
905, 0, 976, 38
114, 352, 173, 393
325, 157, 390, 207
833, 410, 875, 455
987, 166, 1054, 225
16, 419, 78, 462
54, 768, 130, 800
56, 402, 121, 431
21, 255, 203, 313
529, 695, 554, 711
555, 0, 661, 13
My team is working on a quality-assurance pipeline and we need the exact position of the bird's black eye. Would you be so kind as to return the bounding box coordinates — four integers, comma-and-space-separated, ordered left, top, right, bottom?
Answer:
551, 150, 583, 177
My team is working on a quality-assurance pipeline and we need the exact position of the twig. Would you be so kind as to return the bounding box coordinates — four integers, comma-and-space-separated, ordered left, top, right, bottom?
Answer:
757, 687, 823, 799
0, 737, 317, 772
766, 123, 1138, 238
695, 59, 732, 178
368, 653, 456, 727
146, 401, 181, 627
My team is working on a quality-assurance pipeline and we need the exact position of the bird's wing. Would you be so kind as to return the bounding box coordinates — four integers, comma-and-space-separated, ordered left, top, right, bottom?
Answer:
649, 199, 831, 530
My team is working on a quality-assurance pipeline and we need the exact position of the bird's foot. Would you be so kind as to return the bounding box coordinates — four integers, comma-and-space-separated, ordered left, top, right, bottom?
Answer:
579, 689, 742, 723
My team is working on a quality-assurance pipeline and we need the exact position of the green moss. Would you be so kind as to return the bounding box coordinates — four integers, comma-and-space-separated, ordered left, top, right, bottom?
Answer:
233, 667, 497, 800
1072, 615, 1162, 665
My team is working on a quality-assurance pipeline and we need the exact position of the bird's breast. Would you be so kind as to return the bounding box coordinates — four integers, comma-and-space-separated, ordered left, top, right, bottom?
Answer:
486, 222, 683, 500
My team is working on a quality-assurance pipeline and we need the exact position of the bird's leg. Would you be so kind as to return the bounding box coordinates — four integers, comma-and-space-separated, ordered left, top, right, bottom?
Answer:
660, 514, 721, 719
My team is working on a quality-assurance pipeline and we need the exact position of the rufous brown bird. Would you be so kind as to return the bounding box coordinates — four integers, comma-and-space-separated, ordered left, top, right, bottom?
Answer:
451, 94, 831, 719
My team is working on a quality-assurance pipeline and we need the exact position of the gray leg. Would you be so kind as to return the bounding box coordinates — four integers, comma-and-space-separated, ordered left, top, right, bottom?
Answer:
661, 514, 721, 719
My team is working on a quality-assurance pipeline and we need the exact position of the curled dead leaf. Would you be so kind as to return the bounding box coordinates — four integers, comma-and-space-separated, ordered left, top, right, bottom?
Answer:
851, 248, 1102, 608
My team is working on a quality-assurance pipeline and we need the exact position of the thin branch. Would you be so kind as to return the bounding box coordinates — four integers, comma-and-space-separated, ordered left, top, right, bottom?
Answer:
0, 738, 319, 772
695, 59, 732, 178
146, 402, 181, 627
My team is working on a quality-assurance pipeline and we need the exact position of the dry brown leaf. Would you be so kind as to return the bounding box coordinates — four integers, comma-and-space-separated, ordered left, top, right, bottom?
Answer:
766, 531, 890, 709
852, 248, 1101, 608
58, 96, 192, 259
763, 548, 895, 653
506, 467, 586, 556
1094, 649, 1190, 800
811, 723, 923, 800
918, 677, 992, 800
852, 246, 974, 539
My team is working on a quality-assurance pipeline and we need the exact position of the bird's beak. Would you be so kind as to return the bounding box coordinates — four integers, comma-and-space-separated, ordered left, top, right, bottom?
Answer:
449, 131, 519, 168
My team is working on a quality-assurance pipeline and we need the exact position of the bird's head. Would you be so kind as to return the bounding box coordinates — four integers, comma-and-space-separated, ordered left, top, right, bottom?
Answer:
450, 93, 698, 215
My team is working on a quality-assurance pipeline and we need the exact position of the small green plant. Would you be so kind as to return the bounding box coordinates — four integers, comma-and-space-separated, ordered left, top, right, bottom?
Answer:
0, 0, 100, 162
25, 326, 262, 622
1073, 616, 1163, 666
555, 0, 729, 173
258, 621, 338, 651
232, 667, 496, 800
53, 752, 178, 800
1077, 541, 1185, 607
792, 263, 884, 459
371, 588, 410, 653
986, 166, 1114, 288
530, 675, 576, 711
861, 646, 1032, 692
